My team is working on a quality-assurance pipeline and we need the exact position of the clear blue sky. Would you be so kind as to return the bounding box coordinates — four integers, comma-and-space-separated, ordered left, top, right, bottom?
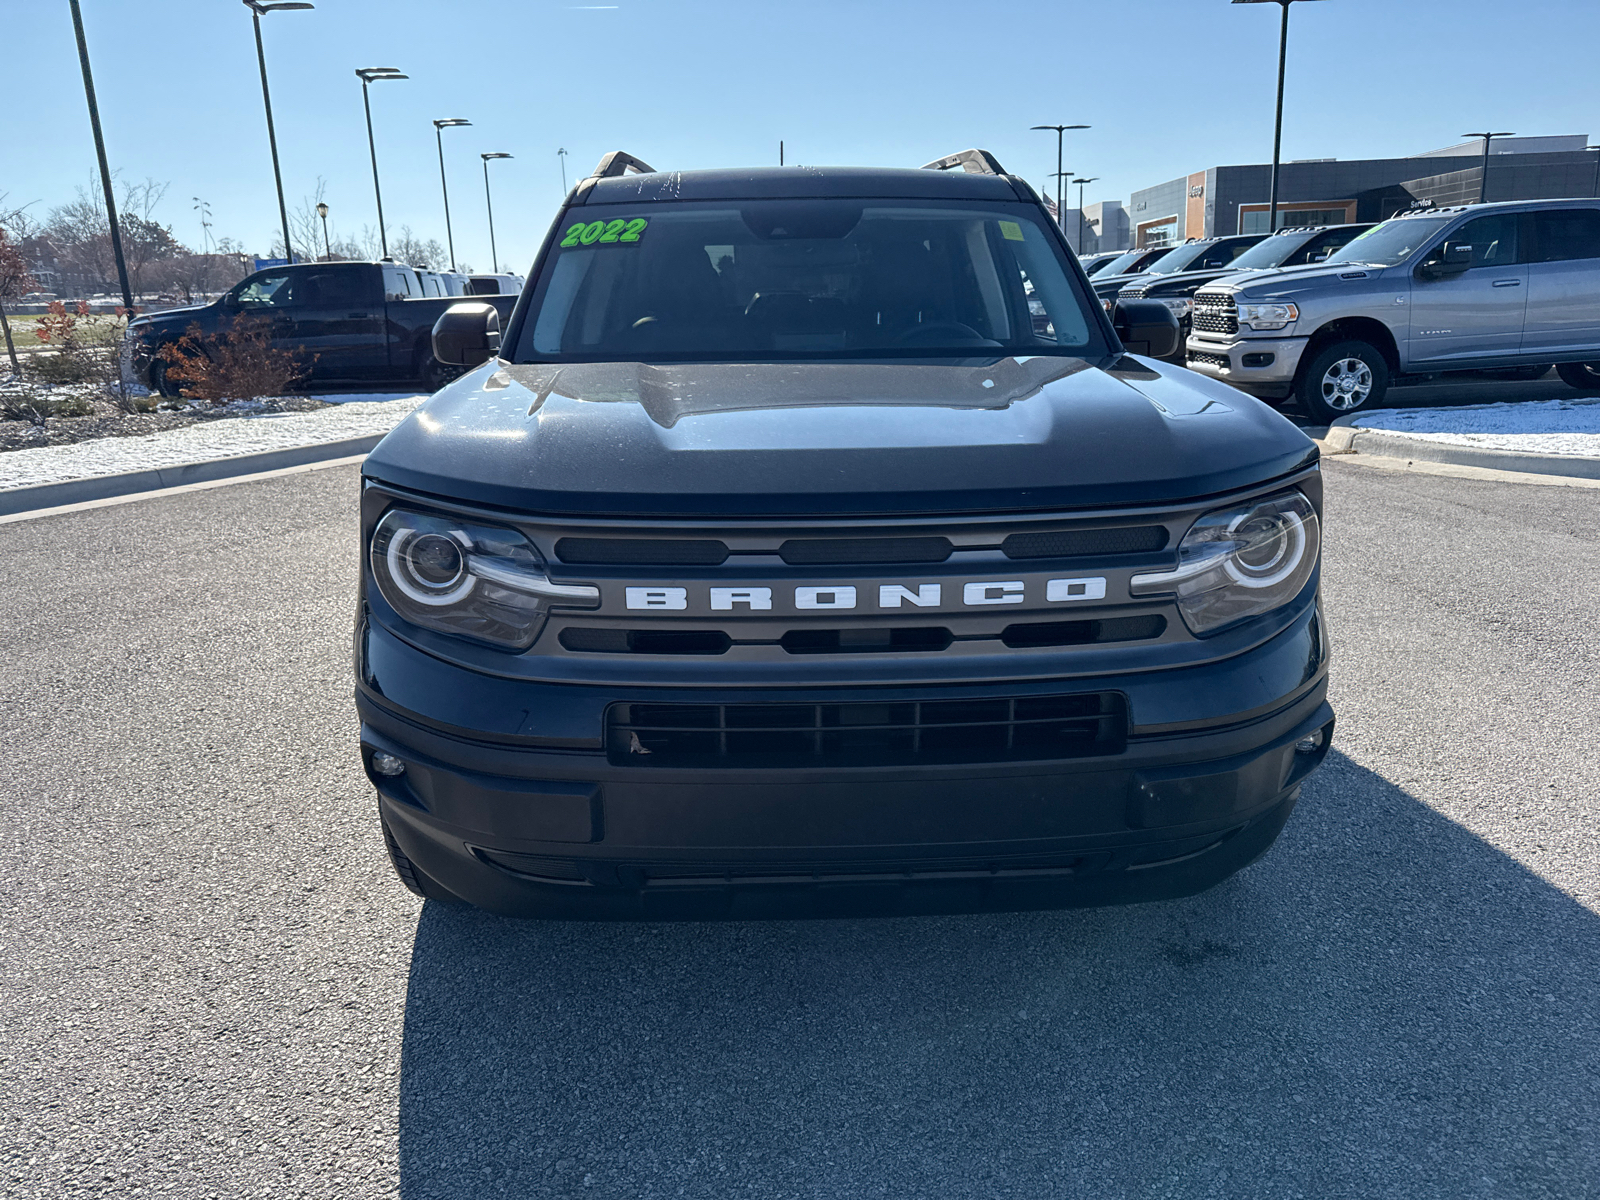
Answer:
6, 0, 1595, 271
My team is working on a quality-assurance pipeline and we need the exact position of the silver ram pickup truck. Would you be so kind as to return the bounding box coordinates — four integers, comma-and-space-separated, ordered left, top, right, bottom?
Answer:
1185, 199, 1600, 421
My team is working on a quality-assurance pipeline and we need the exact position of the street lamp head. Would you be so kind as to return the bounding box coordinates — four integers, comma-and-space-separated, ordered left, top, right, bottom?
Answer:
356, 67, 407, 82
1462, 131, 1516, 139
434, 118, 472, 129
244, 0, 313, 12
1031, 124, 1091, 132
1073, 177, 1099, 185
482, 152, 513, 161
1232, 1, 1325, 5
316, 202, 329, 219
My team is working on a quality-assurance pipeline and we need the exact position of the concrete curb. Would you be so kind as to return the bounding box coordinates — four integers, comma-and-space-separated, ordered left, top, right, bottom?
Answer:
0, 433, 385, 517
1327, 412, 1600, 480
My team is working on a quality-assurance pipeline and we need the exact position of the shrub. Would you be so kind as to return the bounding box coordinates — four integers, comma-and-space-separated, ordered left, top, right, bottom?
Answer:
30, 300, 142, 411
158, 316, 306, 403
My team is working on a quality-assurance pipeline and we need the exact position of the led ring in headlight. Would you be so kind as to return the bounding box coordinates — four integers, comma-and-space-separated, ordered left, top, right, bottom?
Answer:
1223, 509, 1307, 589
386, 528, 476, 606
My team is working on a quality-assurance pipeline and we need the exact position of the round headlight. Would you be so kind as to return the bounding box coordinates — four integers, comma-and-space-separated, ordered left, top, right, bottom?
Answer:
1225, 507, 1307, 588
386, 527, 475, 606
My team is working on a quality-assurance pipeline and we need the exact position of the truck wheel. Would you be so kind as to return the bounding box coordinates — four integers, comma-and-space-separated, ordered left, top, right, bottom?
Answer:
418, 352, 465, 393
1296, 340, 1389, 423
1556, 361, 1600, 391
381, 812, 460, 902
150, 359, 183, 400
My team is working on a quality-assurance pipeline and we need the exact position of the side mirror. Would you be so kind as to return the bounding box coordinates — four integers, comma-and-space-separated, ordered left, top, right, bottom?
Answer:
1112, 299, 1182, 359
432, 301, 501, 367
1420, 241, 1473, 279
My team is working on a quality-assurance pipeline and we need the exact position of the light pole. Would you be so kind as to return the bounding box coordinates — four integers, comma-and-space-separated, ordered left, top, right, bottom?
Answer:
433, 118, 472, 271
243, 2, 313, 264
1031, 123, 1089, 236
356, 68, 407, 258
558, 147, 569, 195
316, 201, 331, 260
481, 153, 512, 272
1072, 177, 1099, 253
1233, 0, 1326, 233
68, 0, 133, 311
1462, 131, 1515, 204
193, 197, 212, 255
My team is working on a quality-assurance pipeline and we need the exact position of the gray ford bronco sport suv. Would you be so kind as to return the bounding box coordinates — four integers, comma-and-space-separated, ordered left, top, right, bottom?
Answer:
354, 149, 1334, 919
1186, 199, 1600, 420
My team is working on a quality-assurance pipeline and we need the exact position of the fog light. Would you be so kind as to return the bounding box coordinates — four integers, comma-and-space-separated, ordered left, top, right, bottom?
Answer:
371, 752, 406, 777
1242, 352, 1275, 368
1294, 730, 1325, 755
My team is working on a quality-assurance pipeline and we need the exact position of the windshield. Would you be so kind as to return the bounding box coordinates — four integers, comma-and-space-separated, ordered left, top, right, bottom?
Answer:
1143, 243, 1209, 275
1325, 217, 1453, 267
1226, 234, 1311, 271
1098, 249, 1149, 275
515, 199, 1100, 363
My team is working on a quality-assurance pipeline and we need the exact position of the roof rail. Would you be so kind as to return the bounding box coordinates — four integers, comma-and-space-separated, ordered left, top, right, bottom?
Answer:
922, 148, 1007, 176
590, 150, 657, 179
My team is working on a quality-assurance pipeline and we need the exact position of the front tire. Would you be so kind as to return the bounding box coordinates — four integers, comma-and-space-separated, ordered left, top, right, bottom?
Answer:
1556, 361, 1600, 391
1295, 339, 1390, 423
381, 812, 460, 902
149, 358, 182, 399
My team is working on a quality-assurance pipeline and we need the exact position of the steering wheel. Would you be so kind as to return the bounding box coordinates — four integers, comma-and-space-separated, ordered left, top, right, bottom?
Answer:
894, 320, 988, 345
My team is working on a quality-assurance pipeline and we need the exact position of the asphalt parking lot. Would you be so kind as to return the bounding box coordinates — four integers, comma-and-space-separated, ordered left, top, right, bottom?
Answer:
2, 456, 1597, 1199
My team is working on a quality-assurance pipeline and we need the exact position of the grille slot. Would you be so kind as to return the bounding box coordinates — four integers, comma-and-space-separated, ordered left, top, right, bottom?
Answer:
556, 538, 729, 565
561, 628, 732, 655
1191, 296, 1238, 335
1002, 526, 1167, 559
640, 853, 1104, 886
607, 693, 1126, 767
779, 537, 953, 565
1187, 351, 1230, 370
780, 627, 953, 654
1000, 615, 1165, 648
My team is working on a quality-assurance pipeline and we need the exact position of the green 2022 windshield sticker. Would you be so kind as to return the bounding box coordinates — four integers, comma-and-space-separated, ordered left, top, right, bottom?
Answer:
558, 217, 648, 248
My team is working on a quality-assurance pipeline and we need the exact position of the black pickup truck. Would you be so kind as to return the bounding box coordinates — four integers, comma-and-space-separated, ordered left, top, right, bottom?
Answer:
126, 261, 518, 394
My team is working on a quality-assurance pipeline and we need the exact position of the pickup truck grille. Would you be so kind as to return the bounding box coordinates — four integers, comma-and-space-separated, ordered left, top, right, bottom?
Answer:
1119, 285, 1150, 299
1191, 295, 1238, 335
606, 693, 1127, 768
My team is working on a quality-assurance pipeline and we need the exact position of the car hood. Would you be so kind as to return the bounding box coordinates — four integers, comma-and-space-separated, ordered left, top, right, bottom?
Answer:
130, 303, 214, 330
362, 357, 1316, 518
1093, 270, 1153, 298
1206, 261, 1394, 298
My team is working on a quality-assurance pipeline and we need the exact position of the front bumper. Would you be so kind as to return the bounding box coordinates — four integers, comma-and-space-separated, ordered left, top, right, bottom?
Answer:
1185, 333, 1309, 398
355, 600, 1333, 919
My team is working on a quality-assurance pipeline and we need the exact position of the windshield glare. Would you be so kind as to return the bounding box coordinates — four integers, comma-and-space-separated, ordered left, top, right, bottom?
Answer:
516, 199, 1098, 362
1325, 217, 1452, 267
1226, 234, 1310, 271
1143, 243, 1207, 274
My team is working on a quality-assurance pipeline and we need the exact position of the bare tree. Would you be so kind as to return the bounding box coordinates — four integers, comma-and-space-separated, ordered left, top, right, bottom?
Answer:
43, 174, 187, 296
0, 226, 34, 373
388, 226, 446, 270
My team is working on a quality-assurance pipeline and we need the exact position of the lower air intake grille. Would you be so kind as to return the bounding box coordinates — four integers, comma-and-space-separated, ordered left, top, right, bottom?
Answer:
1187, 351, 1230, 370
607, 693, 1126, 768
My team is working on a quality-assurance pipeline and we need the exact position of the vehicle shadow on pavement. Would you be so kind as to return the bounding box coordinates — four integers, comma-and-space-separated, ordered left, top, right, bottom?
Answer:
395, 750, 1600, 1200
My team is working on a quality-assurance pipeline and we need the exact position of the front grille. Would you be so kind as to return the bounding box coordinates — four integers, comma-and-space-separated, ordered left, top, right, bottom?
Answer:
1191, 295, 1238, 335
999, 615, 1164, 648
1187, 351, 1230, 370
1001, 526, 1166, 559
779, 537, 952, 565
556, 538, 728, 565
1120, 285, 1150, 299
561, 628, 733, 655
640, 852, 1106, 886
780, 627, 953, 654
606, 693, 1126, 767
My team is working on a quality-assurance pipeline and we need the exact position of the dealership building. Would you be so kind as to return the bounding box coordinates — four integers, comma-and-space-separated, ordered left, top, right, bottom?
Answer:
1066, 135, 1600, 253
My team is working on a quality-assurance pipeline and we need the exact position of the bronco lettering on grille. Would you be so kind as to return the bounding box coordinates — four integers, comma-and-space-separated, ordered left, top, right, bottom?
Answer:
624, 579, 1108, 611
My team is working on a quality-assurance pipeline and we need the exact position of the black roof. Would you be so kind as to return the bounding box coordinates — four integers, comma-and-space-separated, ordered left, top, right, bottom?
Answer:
579, 165, 1026, 205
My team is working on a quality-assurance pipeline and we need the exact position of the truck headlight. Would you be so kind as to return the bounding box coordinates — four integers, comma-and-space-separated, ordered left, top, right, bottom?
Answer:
1130, 490, 1318, 635
370, 508, 598, 649
1155, 297, 1192, 318
1236, 301, 1298, 331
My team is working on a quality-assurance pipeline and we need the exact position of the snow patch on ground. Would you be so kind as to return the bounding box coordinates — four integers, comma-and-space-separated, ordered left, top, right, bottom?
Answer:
1351, 399, 1600, 457
0, 394, 426, 491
